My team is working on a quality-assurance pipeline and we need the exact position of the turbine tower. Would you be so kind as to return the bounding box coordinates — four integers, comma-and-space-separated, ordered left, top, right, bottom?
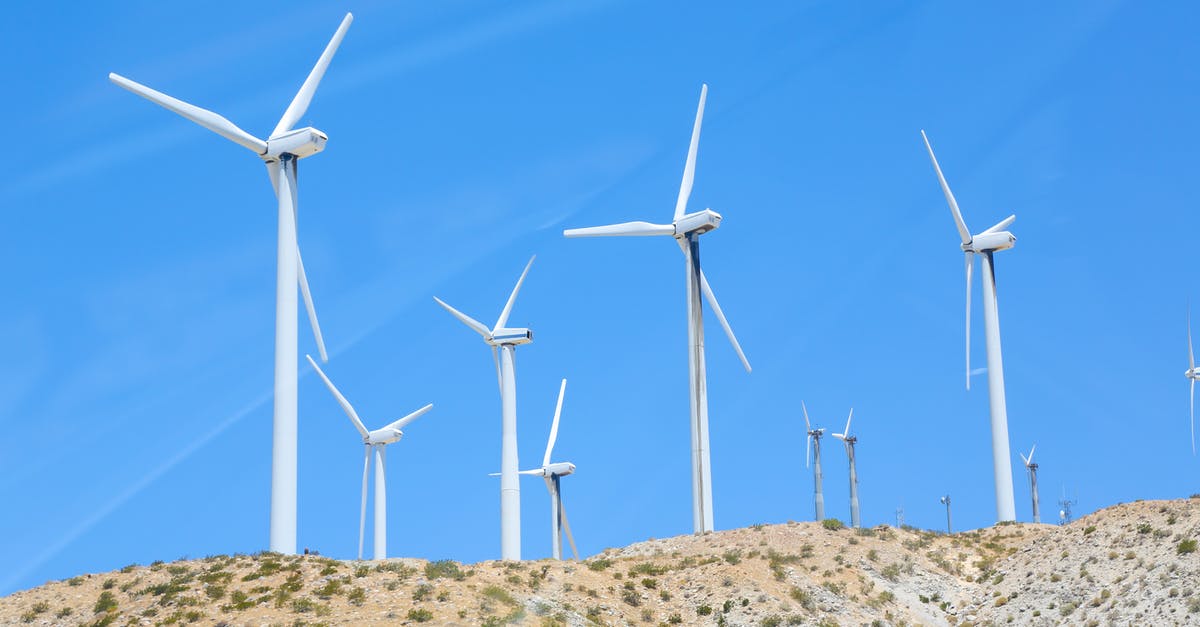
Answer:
1058, 488, 1076, 525
435, 256, 536, 560
939, 495, 952, 533
1019, 445, 1041, 523
802, 401, 826, 521
831, 409, 860, 528
1186, 310, 1198, 454
504, 379, 579, 560
563, 84, 751, 534
110, 14, 354, 553
922, 130, 1018, 523
305, 355, 433, 560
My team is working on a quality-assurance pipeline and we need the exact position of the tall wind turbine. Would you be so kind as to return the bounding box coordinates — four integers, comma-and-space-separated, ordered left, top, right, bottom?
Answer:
110, 13, 353, 553
802, 402, 826, 521
563, 84, 751, 534
1019, 445, 1040, 523
502, 379, 578, 560
831, 409, 860, 529
435, 256, 536, 560
939, 495, 952, 533
1186, 310, 1198, 454
921, 130, 1018, 523
306, 355, 433, 560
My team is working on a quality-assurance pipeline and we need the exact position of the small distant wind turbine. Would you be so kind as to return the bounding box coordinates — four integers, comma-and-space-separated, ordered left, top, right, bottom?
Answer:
939, 495, 952, 533
564, 85, 751, 534
305, 355, 432, 561
922, 130, 1018, 523
1058, 487, 1076, 525
435, 256, 536, 560
494, 379, 578, 560
1185, 310, 1199, 454
110, 14, 354, 553
802, 402, 826, 521
1019, 445, 1041, 523
831, 409, 860, 528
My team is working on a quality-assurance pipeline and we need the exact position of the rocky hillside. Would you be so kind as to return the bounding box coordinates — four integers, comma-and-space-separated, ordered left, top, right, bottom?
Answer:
3, 498, 1198, 626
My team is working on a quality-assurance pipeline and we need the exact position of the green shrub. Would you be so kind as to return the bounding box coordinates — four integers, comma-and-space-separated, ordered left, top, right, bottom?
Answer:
348, 586, 366, 606
1179, 539, 1198, 555
587, 558, 613, 571
483, 585, 517, 606
697, 604, 713, 615
407, 608, 434, 622
1083, 526, 1096, 536
822, 518, 845, 531
94, 591, 118, 614
641, 578, 657, 589
413, 583, 434, 601
789, 586, 815, 611
425, 559, 466, 580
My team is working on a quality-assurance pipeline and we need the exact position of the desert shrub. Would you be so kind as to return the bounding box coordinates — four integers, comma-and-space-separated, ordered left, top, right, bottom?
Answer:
412, 583, 434, 601
314, 578, 344, 598
204, 584, 226, 600
761, 616, 783, 627
822, 518, 845, 531
425, 559, 466, 580
353, 565, 370, 578
55, 607, 72, 618
483, 585, 517, 606
1083, 526, 1097, 536
621, 589, 640, 606
882, 562, 901, 581
94, 591, 118, 614
1179, 539, 1198, 555
668, 613, 684, 624
790, 586, 815, 610
1138, 523, 1153, 534
407, 608, 434, 622
697, 604, 713, 615
588, 558, 613, 571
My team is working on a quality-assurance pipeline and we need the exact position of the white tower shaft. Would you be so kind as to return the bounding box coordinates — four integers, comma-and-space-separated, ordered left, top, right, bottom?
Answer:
980, 252, 1017, 522
499, 345, 521, 559
373, 445, 387, 560
813, 439, 824, 521
550, 476, 563, 560
270, 156, 300, 554
684, 235, 715, 533
847, 443, 860, 528
1029, 467, 1041, 523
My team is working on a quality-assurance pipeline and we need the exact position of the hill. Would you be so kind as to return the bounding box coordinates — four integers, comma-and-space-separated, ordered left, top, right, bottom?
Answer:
3, 498, 1199, 626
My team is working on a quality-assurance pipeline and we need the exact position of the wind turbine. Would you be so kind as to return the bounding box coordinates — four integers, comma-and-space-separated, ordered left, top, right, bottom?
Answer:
495, 379, 579, 560
939, 495, 952, 534
831, 409, 860, 528
109, 14, 353, 553
562, 84, 751, 534
1019, 445, 1041, 523
305, 355, 433, 560
921, 130, 1018, 523
1185, 310, 1198, 454
802, 402, 826, 521
434, 256, 536, 560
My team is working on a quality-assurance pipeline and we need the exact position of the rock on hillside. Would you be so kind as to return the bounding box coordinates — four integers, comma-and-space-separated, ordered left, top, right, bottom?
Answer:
2, 498, 1198, 626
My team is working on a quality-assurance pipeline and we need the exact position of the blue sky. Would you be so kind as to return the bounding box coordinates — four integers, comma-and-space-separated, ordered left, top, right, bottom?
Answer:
1, 0, 1197, 594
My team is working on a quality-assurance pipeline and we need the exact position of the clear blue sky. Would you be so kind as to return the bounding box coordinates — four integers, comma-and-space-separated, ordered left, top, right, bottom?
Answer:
1, 0, 1196, 595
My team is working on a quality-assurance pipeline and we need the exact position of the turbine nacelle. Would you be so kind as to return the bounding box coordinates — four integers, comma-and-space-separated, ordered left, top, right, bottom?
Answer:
519, 462, 576, 478
488, 328, 533, 346
965, 229, 1016, 254
674, 209, 722, 237
365, 428, 403, 445
1185, 367, 1200, 380
265, 127, 328, 160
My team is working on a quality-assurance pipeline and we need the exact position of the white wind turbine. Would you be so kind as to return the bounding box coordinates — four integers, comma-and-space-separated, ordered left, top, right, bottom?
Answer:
434, 256, 536, 560
563, 84, 751, 534
921, 130, 1019, 523
306, 355, 433, 560
802, 401, 826, 521
1186, 310, 1199, 454
493, 379, 579, 560
110, 14, 354, 553
1019, 445, 1040, 523
831, 409, 860, 528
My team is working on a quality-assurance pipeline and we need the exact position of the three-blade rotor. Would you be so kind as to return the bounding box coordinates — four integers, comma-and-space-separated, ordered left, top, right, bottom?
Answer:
831, 409, 854, 446
1019, 445, 1036, 468
563, 85, 750, 373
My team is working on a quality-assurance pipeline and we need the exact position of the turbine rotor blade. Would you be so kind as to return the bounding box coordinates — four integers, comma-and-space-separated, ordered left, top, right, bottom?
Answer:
560, 497, 579, 560
920, 130, 972, 246
802, 400, 811, 432
491, 346, 503, 394
965, 252, 974, 390
674, 84, 707, 221
297, 247, 328, 363
1027, 445, 1036, 465
272, 13, 354, 137
563, 222, 675, 237
1189, 307, 1195, 370
844, 408, 853, 437
982, 215, 1016, 234
359, 445, 369, 561
305, 354, 369, 439
544, 379, 567, 467
806, 433, 812, 469
433, 297, 491, 338
495, 255, 535, 330
109, 73, 267, 154
382, 403, 434, 432
700, 268, 752, 372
